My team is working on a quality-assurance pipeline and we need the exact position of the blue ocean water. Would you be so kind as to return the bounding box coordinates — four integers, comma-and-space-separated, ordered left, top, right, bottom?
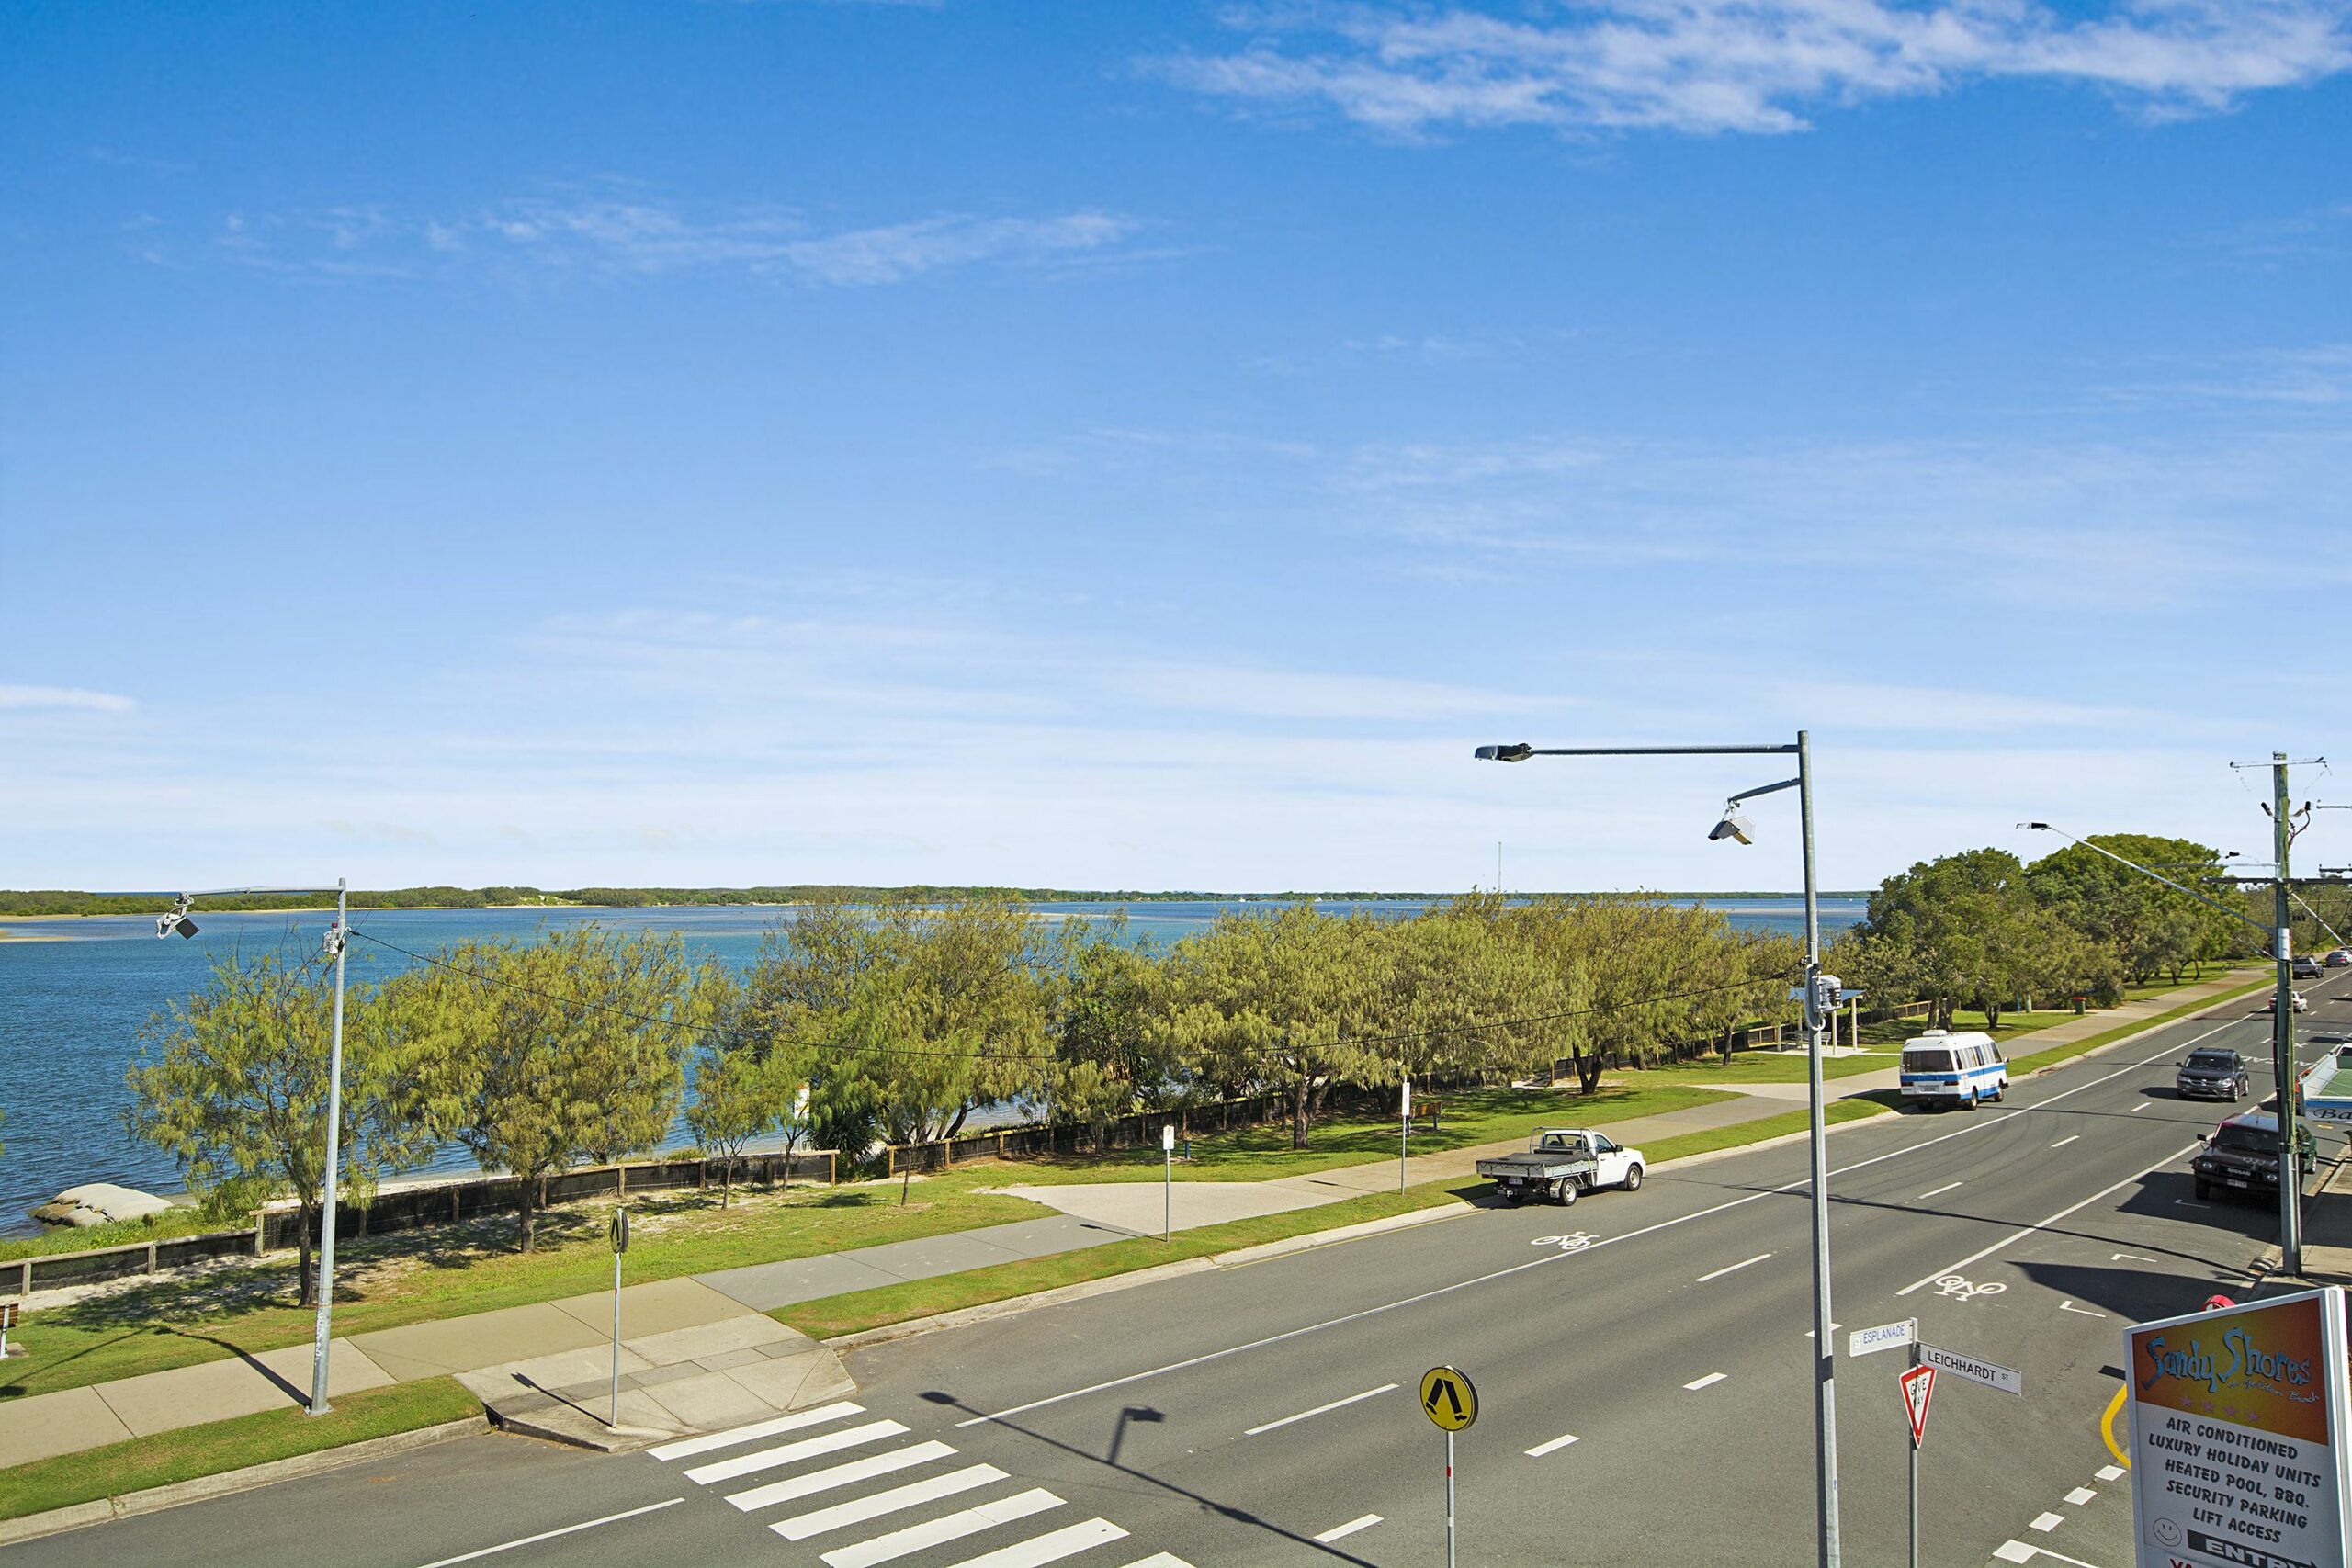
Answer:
0, 896, 1863, 1229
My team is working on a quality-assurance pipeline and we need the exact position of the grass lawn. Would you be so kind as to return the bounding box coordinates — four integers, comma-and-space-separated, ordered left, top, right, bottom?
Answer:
0, 1209, 233, 1266
0, 1375, 481, 1521
2009, 972, 2275, 1077
775, 1182, 1481, 1340
997, 1082, 1739, 1186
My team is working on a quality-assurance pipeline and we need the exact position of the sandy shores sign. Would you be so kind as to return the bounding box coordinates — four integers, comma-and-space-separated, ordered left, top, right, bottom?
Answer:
2126, 1287, 2351, 1568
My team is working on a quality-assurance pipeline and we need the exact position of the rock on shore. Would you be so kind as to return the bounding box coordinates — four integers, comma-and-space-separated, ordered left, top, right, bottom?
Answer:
29, 1182, 175, 1228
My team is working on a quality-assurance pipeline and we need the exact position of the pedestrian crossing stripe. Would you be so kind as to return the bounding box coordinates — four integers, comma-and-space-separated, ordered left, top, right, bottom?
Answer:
652, 1403, 1196, 1568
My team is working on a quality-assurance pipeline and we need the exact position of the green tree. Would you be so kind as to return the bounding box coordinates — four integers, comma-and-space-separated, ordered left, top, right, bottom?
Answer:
1851, 849, 2075, 1029
2028, 835, 2242, 985
1046, 919, 1168, 1151
401, 927, 694, 1251
126, 953, 447, 1304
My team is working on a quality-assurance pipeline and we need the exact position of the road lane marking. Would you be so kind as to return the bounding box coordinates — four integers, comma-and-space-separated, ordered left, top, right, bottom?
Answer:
1917, 1182, 1963, 1200
1113, 1558, 1196, 1568
961, 1024, 2247, 1429
2030, 1511, 2064, 1531
1995, 1545, 2110, 1568
1314, 1516, 1382, 1543
413, 1500, 684, 1568
942, 1517, 1127, 1567
775, 1464, 1010, 1540
726, 1443, 959, 1513
1696, 1252, 1771, 1282
650, 1402, 864, 1461
1896, 1143, 2202, 1297
2109, 1253, 2157, 1263
2051, 1135, 2080, 1148
2131, 1103, 2150, 1112
1525, 1432, 1580, 1457
2064, 1486, 2097, 1505
820, 1488, 1061, 1568
1683, 1372, 1727, 1391
2059, 1300, 2107, 1318
685, 1420, 910, 1485
1244, 1382, 1398, 1435
2096, 1464, 2125, 1482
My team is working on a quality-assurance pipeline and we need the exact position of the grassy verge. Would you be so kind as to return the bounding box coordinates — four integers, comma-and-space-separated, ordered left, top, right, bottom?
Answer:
1634, 1097, 1897, 1163
2009, 973, 2275, 1077
775, 1183, 1478, 1340
0, 1211, 231, 1266
0, 1376, 480, 1522
999, 1083, 1737, 1185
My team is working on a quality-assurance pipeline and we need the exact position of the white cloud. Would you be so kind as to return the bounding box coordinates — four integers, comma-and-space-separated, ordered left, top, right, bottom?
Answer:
202, 195, 1147, 287
0, 684, 134, 714
1160, 1, 2352, 137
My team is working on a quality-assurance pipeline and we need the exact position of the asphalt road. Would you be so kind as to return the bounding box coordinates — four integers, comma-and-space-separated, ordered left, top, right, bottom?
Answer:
20, 969, 2351, 1568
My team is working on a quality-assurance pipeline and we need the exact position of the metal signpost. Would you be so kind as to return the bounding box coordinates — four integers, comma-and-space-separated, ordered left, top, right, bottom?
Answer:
0, 1302, 17, 1360
2124, 1286, 2350, 1568
1420, 1365, 1477, 1568
1162, 1124, 1175, 1242
1400, 1077, 1411, 1194
608, 1206, 630, 1429
1899, 1360, 1936, 1568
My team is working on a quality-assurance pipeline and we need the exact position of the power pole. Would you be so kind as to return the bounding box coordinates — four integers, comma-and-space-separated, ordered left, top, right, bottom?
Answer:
2273, 754, 2302, 1276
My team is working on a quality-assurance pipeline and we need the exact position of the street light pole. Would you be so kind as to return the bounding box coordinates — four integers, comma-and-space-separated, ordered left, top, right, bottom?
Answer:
1476, 732, 1841, 1568
160, 880, 352, 1415
312, 877, 348, 1416
2271, 757, 2302, 1276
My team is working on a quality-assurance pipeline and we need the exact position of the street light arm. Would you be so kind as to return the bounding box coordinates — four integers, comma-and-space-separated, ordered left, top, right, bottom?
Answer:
1478, 741, 1798, 760
1728, 776, 1803, 807
2018, 823, 2269, 940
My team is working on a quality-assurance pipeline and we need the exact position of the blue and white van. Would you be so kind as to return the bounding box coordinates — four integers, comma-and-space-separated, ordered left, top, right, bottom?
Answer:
1899, 1030, 2008, 1110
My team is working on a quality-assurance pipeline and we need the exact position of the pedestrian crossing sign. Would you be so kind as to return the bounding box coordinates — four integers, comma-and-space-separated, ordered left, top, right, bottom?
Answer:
1420, 1365, 1478, 1431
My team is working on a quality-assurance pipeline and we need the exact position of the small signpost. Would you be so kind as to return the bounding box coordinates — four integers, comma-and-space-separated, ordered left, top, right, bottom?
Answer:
1420, 1365, 1477, 1568
0, 1301, 18, 1361
1883, 1339, 2018, 1568
1900, 1362, 1937, 1568
1400, 1078, 1412, 1194
1162, 1124, 1176, 1242
608, 1206, 630, 1429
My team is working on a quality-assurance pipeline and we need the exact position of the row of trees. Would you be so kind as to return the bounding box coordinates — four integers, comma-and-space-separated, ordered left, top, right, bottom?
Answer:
124, 894, 1800, 1286
1831, 834, 2253, 1030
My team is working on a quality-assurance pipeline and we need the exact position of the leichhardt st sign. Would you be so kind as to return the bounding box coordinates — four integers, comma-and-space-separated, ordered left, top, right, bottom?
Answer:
2126, 1286, 2351, 1568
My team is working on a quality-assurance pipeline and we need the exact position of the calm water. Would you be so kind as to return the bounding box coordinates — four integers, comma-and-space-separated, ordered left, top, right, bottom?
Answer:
0, 896, 1863, 1229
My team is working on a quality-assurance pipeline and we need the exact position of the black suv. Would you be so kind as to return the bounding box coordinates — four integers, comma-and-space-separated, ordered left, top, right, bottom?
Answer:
2191, 1112, 2317, 1202
2176, 1048, 2250, 1101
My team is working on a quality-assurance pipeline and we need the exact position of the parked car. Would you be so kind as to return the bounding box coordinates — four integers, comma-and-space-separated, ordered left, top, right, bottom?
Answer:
2326, 948, 2352, 968
2192, 1111, 2317, 1202
2292, 955, 2324, 980
2266, 992, 2312, 1013
2176, 1047, 2251, 1101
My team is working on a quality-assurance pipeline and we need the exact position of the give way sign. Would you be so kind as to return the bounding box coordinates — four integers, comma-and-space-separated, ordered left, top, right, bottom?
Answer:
1900, 1363, 1936, 1447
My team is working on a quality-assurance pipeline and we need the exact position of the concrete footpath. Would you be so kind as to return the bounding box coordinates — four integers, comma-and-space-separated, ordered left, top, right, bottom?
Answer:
0, 966, 2267, 1476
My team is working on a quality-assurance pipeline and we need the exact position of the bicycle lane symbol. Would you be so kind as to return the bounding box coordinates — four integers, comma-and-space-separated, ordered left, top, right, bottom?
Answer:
1531, 1233, 1599, 1252
1932, 1274, 2007, 1303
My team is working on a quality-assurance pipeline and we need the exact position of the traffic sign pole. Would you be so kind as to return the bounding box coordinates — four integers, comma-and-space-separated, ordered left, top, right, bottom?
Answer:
609, 1206, 630, 1430
1162, 1124, 1175, 1243
1400, 1077, 1411, 1195
1907, 1345, 1920, 1568
1444, 1427, 1455, 1568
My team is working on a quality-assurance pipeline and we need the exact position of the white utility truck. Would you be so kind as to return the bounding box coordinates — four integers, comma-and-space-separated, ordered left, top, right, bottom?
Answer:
1476, 1127, 1645, 1206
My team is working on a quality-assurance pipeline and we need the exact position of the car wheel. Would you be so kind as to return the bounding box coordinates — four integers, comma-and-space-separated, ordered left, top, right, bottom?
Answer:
1555, 1178, 1577, 1207
1623, 1164, 1643, 1192
1965, 1091, 1978, 1111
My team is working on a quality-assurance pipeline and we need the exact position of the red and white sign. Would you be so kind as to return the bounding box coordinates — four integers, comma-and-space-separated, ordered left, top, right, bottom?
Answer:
1900, 1363, 1936, 1447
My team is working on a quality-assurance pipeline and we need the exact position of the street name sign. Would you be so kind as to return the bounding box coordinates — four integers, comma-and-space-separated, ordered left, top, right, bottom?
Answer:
1420, 1366, 1478, 1431
1900, 1364, 1937, 1446
2125, 1285, 2351, 1568
1918, 1342, 2021, 1396
1851, 1319, 1917, 1359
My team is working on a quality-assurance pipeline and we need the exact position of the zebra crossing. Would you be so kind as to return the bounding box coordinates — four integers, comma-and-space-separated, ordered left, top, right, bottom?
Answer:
650, 1400, 1196, 1568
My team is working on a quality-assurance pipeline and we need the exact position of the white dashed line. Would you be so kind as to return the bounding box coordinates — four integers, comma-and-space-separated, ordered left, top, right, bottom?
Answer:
2096, 1465, 2125, 1482
1917, 1182, 1963, 1200
2132, 1103, 2151, 1113
2064, 1486, 2097, 1505
2030, 1511, 2064, 1531
1244, 1383, 1398, 1436
1696, 1252, 1771, 1282
1524, 1433, 1579, 1458
2051, 1135, 2080, 1148
414, 1502, 686, 1568
2059, 1301, 2107, 1318
1898, 1143, 2201, 1297
1683, 1373, 1727, 1392
1314, 1516, 1381, 1543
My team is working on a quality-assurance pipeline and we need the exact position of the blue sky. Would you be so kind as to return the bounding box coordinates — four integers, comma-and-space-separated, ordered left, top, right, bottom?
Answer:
4, 1, 2348, 894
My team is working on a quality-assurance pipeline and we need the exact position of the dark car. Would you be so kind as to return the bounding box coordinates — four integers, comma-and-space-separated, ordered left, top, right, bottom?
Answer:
2292, 956, 2324, 980
2192, 1111, 2318, 1202
2177, 1048, 2250, 1101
